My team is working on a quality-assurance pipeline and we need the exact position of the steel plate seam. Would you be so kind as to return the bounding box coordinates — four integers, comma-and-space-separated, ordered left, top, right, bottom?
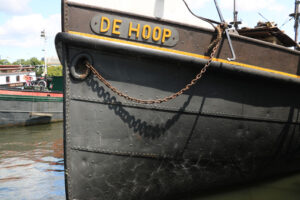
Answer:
64, 43, 73, 199
71, 146, 173, 159
70, 96, 300, 124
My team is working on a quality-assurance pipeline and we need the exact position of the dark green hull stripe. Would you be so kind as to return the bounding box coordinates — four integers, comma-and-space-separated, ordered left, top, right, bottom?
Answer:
0, 94, 63, 102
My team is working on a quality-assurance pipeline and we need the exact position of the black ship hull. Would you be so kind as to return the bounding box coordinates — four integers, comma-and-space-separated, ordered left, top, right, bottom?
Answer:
57, 34, 300, 200
57, 1, 300, 199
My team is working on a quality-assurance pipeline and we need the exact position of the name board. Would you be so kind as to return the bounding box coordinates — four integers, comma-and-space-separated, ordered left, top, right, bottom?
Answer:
90, 14, 179, 47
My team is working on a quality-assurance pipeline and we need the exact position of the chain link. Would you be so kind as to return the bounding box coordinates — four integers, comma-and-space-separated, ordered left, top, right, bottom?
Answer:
85, 25, 224, 104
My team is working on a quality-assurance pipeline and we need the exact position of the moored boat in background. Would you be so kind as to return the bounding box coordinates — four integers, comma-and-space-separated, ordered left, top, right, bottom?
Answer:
56, 0, 300, 199
0, 76, 63, 127
0, 65, 37, 88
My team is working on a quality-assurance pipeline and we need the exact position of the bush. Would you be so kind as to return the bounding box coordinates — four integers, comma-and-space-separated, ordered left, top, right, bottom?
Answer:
47, 65, 63, 76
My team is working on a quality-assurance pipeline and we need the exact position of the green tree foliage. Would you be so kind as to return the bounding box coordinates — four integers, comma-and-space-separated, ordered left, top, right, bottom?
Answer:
28, 57, 43, 65
47, 65, 63, 77
12, 59, 26, 65
0, 59, 11, 65
35, 67, 44, 77
0, 57, 61, 77
4, 57, 43, 66
1, 57, 44, 76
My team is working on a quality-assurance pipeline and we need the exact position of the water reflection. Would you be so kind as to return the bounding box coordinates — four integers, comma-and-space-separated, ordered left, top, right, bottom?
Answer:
0, 123, 65, 200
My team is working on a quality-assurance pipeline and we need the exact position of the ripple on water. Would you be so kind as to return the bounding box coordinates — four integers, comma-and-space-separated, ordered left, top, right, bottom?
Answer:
0, 123, 65, 200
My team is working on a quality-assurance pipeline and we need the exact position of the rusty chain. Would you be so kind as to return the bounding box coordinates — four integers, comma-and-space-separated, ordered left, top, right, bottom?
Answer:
85, 24, 224, 104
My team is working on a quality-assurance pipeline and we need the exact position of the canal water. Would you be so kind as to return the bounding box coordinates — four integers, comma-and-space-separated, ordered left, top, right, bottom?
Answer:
0, 123, 65, 200
0, 122, 300, 200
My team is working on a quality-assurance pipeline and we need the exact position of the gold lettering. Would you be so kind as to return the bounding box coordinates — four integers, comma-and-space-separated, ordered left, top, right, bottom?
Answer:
128, 22, 140, 39
152, 26, 161, 42
162, 28, 172, 43
100, 17, 110, 33
142, 25, 151, 40
112, 19, 122, 35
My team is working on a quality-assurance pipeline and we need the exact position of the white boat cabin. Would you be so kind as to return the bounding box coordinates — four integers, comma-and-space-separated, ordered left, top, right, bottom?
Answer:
0, 65, 37, 87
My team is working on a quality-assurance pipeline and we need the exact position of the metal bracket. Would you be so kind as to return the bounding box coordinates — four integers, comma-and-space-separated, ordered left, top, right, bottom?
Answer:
224, 29, 236, 61
214, 0, 237, 61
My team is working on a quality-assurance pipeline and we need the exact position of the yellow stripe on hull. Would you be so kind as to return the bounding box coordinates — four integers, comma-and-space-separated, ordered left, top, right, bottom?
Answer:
68, 31, 300, 79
